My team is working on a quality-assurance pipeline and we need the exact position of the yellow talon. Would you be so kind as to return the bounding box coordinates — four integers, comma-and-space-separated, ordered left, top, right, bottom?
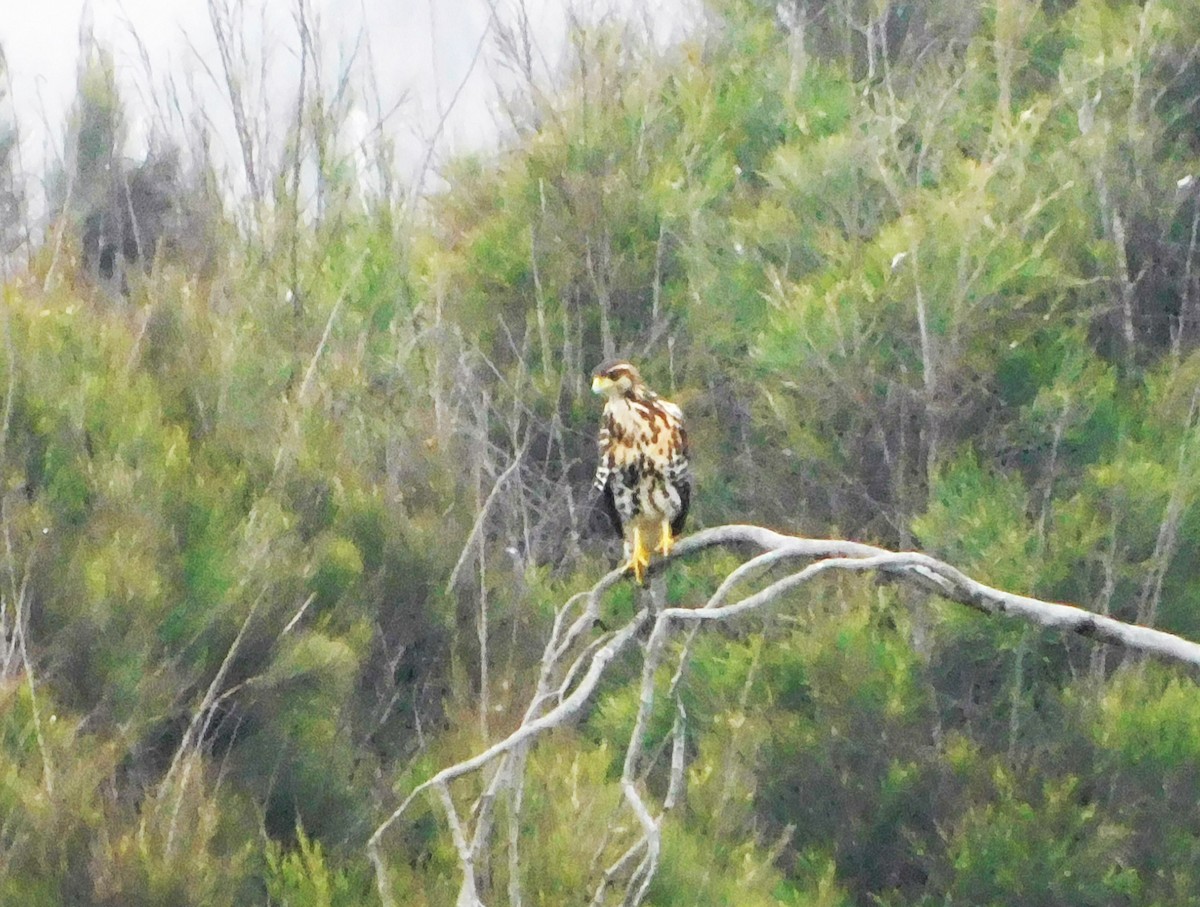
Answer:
658, 519, 674, 557
625, 525, 651, 585
631, 556, 647, 585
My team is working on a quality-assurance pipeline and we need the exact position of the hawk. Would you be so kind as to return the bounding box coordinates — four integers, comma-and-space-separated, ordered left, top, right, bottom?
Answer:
591, 360, 691, 584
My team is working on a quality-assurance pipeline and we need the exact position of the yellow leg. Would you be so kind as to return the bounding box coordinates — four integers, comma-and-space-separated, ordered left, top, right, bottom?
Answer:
658, 518, 674, 557
624, 525, 651, 585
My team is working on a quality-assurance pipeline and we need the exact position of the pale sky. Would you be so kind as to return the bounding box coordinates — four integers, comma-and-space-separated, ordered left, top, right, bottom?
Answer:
0, 0, 700, 217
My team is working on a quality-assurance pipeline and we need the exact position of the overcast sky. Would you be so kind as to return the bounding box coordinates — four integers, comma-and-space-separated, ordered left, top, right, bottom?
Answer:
1, 0, 699, 213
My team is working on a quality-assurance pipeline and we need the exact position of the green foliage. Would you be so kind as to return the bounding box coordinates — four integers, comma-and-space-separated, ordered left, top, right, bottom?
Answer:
6, 0, 1200, 903
944, 774, 1141, 906
265, 826, 371, 907
746, 604, 942, 901
914, 454, 1037, 589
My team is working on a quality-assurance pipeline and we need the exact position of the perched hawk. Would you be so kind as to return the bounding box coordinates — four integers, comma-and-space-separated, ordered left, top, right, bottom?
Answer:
591, 360, 690, 584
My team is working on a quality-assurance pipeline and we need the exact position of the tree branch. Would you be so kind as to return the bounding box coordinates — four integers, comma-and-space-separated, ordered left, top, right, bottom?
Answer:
368, 522, 1200, 906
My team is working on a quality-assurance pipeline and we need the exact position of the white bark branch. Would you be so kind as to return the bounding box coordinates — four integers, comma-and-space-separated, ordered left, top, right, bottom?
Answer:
369, 522, 1200, 906
445, 449, 527, 596
667, 526, 1200, 667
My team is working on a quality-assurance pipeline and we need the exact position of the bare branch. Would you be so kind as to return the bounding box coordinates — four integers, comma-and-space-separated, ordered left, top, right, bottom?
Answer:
206, 0, 263, 211
446, 447, 527, 596
296, 248, 369, 404
369, 522, 1200, 905
368, 605, 648, 904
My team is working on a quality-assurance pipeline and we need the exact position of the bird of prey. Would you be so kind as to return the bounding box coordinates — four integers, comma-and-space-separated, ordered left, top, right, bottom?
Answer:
591, 360, 690, 584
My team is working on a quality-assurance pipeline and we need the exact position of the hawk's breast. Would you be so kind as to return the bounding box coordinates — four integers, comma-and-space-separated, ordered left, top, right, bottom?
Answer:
601, 396, 687, 524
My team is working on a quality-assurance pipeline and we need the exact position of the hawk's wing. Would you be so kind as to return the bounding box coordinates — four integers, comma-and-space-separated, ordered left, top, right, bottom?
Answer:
663, 406, 690, 536
590, 415, 624, 539
589, 480, 624, 539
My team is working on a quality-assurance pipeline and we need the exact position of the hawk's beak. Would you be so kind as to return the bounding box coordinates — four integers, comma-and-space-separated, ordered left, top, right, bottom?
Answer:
591, 375, 609, 395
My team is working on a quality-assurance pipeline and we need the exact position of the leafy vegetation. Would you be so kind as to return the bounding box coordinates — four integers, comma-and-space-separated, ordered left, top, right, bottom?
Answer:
2, 0, 1200, 902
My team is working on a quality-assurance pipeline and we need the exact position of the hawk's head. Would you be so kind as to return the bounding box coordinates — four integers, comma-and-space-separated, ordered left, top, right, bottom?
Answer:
591, 360, 644, 399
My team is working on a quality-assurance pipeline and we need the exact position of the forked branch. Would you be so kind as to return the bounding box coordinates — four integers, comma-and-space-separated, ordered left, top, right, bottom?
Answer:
368, 523, 1200, 907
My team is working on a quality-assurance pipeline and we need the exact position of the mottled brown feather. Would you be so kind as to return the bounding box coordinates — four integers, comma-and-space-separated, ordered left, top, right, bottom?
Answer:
591, 364, 690, 544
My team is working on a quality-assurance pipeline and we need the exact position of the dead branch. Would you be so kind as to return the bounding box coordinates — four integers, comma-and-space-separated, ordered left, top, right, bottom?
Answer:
206, 0, 263, 210
445, 445, 527, 596
369, 610, 647, 907
368, 523, 1200, 906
